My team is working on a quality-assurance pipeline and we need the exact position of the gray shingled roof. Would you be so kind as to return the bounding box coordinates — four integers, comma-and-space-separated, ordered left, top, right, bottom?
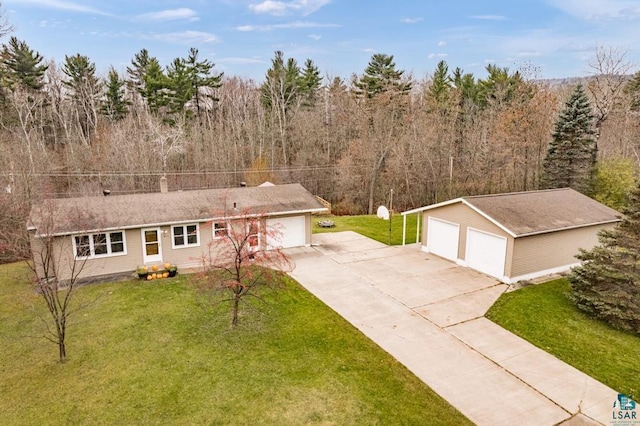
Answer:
402, 188, 621, 237
463, 188, 621, 236
29, 183, 327, 236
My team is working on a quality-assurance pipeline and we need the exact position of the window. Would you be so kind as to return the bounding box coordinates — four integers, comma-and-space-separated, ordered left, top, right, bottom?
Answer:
213, 222, 228, 239
248, 222, 260, 250
172, 224, 200, 248
73, 231, 126, 259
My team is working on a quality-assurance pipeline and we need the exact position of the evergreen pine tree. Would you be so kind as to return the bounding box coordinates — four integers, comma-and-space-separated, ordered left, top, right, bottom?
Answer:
428, 60, 453, 110
543, 84, 597, 194
568, 181, 640, 333
478, 64, 524, 107
127, 48, 153, 97
1, 36, 48, 91
184, 47, 222, 115
353, 53, 411, 98
166, 56, 194, 115
62, 53, 100, 140
298, 58, 322, 107
142, 58, 170, 114
100, 67, 129, 120
260, 50, 300, 111
452, 67, 481, 105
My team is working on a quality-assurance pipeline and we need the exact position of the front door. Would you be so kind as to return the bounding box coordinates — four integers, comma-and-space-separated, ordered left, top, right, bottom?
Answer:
142, 228, 163, 264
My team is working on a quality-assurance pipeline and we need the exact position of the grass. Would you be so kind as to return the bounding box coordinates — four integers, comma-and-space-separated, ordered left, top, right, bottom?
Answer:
0, 262, 470, 425
313, 214, 420, 245
486, 279, 640, 397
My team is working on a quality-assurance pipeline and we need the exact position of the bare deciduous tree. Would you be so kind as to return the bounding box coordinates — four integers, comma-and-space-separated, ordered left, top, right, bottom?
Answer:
587, 46, 634, 134
146, 115, 185, 175
0, 2, 14, 40
27, 198, 91, 363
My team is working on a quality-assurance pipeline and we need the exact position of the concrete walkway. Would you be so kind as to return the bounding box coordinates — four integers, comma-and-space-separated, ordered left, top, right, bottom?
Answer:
286, 232, 617, 426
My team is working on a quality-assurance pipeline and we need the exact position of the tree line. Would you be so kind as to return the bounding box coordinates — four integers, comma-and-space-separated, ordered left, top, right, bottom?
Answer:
1, 23, 640, 262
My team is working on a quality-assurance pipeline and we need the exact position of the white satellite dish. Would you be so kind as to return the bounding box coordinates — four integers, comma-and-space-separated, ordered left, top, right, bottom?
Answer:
376, 205, 390, 220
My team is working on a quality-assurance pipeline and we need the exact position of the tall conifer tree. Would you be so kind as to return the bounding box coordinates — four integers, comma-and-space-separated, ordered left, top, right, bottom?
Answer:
543, 84, 597, 194
100, 67, 129, 120
298, 58, 322, 107
353, 53, 411, 98
569, 181, 640, 333
1, 37, 48, 91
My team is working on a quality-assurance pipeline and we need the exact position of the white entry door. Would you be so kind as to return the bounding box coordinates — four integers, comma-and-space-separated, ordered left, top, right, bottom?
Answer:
427, 217, 460, 261
142, 228, 163, 264
466, 228, 507, 279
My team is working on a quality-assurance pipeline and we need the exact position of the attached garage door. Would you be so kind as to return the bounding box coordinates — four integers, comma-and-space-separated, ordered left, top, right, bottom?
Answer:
427, 217, 460, 261
266, 216, 306, 249
466, 228, 507, 279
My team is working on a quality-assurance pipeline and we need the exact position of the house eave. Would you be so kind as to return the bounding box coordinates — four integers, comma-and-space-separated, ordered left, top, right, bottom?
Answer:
401, 198, 463, 215
513, 218, 621, 238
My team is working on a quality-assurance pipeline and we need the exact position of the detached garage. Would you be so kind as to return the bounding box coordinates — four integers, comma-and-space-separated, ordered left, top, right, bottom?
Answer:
401, 188, 621, 284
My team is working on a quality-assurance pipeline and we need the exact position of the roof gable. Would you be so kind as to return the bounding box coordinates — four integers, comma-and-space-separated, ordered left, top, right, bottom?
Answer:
29, 183, 327, 236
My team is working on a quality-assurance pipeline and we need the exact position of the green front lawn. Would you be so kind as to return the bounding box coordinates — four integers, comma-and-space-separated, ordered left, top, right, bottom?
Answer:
313, 214, 420, 245
486, 279, 640, 397
0, 262, 469, 425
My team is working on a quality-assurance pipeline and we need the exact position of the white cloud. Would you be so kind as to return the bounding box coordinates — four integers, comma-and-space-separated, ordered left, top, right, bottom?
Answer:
249, 0, 288, 15
137, 8, 199, 22
428, 53, 448, 59
437, 40, 447, 47
236, 20, 339, 31
401, 17, 423, 24
363, 48, 375, 53
249, 0, 331, 16
6, 0, 111, 15
547, 0, 640, 20
308, 34, 322, 40
142, 31, 220, 44
469, 14, 506, 20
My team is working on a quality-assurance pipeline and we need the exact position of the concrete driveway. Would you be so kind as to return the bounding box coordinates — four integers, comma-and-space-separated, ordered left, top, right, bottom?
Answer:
286, 231, 617, 426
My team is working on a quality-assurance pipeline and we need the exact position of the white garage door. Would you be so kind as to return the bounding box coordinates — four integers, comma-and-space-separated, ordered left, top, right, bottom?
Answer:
266, 216, 306, 249
427, 217, 460, 261
466, 228, 507, 279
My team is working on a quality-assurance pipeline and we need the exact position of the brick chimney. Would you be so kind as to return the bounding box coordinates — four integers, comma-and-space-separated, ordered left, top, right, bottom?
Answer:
160, 176, 168, 193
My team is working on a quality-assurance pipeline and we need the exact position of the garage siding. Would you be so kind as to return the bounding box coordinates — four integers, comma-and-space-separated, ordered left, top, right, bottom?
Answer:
511, 223, 616, 278
422, 203, 514, 272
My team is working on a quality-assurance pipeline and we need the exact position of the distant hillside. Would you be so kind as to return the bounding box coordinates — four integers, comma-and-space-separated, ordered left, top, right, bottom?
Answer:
537, 77, 589, 88
537, 74, 633, 89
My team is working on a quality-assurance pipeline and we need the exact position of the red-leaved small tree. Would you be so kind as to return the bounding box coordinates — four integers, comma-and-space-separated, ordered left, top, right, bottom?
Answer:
195, 212, 293, 326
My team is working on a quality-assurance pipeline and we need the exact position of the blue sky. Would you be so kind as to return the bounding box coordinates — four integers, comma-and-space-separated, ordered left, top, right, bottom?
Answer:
3, 0, 639, 82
